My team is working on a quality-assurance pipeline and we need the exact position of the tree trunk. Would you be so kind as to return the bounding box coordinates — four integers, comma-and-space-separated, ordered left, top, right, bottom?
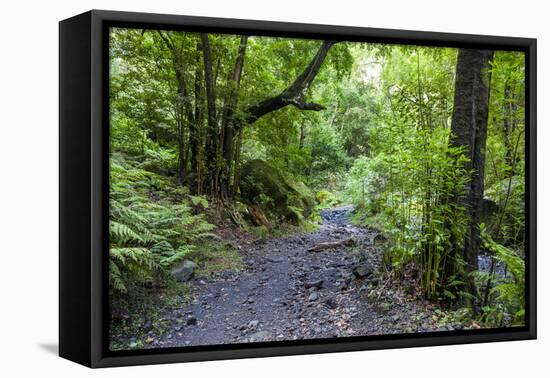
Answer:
190, 45, 204, 193
175, 105, 186, 183
175, 70, 193, 184
232, 130, 244, 197
158, 31, 197, 185
200, 33, 219, 194
502, 83, 517, 176
220, 36, 248, 197
449, 48, 494, 305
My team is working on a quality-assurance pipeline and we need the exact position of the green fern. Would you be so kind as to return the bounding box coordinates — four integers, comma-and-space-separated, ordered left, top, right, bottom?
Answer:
109, 261, 127, 293
480, 229, 525, 325
110, 220, 144, 244
160, 246, 193, 267
108, 153, 215, 293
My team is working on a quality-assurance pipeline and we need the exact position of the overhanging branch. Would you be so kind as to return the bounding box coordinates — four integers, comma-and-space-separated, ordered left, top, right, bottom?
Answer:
237, 40, 337, 128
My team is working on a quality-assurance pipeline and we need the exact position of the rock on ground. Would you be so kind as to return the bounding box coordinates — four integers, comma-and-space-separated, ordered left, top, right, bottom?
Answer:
171, 260, 198, 282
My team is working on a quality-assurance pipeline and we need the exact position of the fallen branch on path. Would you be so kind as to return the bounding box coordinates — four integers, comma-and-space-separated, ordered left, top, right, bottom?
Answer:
307, 238, 356, 252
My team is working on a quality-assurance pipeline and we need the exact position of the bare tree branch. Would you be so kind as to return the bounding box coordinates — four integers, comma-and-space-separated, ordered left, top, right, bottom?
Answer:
236, 40, 337, 129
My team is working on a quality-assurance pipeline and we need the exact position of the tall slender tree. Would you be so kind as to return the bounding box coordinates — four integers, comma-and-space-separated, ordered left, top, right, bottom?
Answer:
200, 33, 220, 193
220, 36, 248, 197
449, 48, 494, 304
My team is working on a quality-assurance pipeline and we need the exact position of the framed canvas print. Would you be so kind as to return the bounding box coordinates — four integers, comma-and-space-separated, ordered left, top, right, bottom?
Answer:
59, 10, 536, 368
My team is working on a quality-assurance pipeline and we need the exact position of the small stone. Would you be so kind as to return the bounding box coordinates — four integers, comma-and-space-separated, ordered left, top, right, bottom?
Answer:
249, 331, 269, 342
171, 260, 198, 282
248, 320, 259, 328
352, 263, 373, 279
308, 292, 319, 301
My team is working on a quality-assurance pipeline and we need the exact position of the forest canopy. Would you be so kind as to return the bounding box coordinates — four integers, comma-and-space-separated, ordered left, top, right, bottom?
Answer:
108, 27, 526, 349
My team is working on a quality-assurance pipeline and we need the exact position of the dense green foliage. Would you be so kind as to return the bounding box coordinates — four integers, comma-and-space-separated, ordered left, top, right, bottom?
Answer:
109, 153, 215, 293
109, 27, 526, 328
343, 48, 525, 323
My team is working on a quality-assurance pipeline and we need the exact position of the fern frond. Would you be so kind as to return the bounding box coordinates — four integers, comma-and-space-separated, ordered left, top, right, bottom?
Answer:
110, 221, 143, 244
109, 261, 127, 293
159, 246, 193, 267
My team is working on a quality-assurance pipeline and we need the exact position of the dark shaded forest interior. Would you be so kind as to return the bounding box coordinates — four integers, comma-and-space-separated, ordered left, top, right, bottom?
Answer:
108, 28, 526, 350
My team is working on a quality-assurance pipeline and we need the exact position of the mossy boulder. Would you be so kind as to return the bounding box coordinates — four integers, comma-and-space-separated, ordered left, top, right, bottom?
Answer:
240, 159, 315, 224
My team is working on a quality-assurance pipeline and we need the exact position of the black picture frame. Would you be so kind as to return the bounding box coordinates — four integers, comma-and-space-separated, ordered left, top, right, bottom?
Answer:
59, 9, 537, 368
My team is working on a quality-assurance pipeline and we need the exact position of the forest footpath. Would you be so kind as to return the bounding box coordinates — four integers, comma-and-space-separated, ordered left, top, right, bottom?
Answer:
114, 206, 454, 349
109, 29, 526, 347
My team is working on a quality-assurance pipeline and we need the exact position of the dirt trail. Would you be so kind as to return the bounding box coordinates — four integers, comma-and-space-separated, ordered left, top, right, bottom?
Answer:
141, 206, 443, 348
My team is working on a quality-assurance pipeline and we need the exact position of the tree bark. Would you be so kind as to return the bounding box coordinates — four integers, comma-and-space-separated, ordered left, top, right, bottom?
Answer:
449, 48, 494, 304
